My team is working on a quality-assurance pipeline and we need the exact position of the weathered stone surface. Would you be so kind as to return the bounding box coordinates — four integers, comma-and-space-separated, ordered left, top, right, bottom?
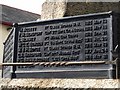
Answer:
1, 79, 120, 89
41, 0, 67, 20
65, 2, 120, 16
41, 0, 120, 20
0, 79, 11, 89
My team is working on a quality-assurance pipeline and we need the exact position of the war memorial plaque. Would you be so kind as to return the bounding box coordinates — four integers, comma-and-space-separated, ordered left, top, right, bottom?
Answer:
3, 12, 120, 78
2, 29, 15, 78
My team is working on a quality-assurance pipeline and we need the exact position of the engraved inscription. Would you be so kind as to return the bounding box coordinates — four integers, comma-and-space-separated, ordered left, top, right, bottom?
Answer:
17, 18, 110, 69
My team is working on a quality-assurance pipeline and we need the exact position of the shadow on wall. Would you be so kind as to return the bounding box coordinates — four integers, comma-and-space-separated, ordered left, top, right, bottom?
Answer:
65, 2, 120, 16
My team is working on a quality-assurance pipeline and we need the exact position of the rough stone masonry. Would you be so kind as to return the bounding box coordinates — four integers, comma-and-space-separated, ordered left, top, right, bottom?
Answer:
41, 0, 120, 20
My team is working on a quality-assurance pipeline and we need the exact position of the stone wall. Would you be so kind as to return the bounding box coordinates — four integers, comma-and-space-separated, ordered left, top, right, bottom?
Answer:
41, 1, 120, 19
41, 0, 67, 20
65, 2, 120, 16
1, 79, 120, 89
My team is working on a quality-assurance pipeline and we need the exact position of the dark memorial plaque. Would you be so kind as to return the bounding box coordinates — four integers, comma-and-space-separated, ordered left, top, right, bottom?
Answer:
2, 29, 15, 78
3, 11, 120, 78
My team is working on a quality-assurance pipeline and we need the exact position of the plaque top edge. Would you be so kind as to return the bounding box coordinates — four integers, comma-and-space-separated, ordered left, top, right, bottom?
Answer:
17, 11, 113, 26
